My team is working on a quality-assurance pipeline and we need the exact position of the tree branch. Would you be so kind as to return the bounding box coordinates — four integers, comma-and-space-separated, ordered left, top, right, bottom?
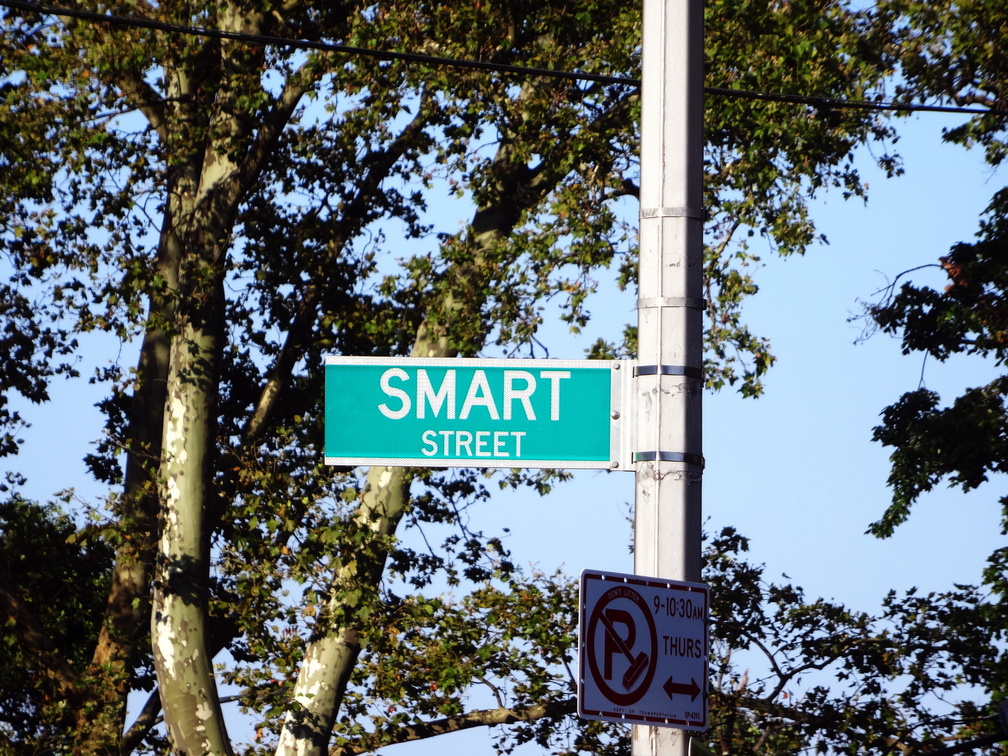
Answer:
328, 697, 577, 756
240, 92, 436, 445
121, 688, 163, 753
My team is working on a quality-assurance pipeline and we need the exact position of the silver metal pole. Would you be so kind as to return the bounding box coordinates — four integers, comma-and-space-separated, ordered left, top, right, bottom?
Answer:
633, 0, 704, 754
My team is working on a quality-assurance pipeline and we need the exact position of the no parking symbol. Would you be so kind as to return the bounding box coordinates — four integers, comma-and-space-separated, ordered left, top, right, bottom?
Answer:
578, 569, 708, 730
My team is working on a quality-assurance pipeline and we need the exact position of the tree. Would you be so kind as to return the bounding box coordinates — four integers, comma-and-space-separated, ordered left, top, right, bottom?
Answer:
865, 0, 1008, 541
0, 494, 115, 745
0, 0, 911, 752
704, 528, 1008, 756
855, 2, 1008, 747
867, 206, 1008, 540
864, 194, 1008, 747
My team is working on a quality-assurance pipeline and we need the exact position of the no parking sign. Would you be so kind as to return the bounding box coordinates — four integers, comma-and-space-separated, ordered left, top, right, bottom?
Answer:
578, 569, 708, 730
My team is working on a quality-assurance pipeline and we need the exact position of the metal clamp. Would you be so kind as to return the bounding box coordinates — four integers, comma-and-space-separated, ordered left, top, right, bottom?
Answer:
634, 451, 705, 467
640, 206, 707, 221
634, 364, 704, 379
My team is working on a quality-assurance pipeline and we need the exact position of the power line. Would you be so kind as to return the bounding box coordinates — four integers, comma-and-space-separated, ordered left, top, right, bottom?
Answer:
1, 0, 634, 87
705, 86, 1004, 116
3, 0, 1007, 117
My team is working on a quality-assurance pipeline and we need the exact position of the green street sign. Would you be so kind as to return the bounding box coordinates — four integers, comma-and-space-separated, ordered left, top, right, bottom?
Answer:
325, 357, 632, 469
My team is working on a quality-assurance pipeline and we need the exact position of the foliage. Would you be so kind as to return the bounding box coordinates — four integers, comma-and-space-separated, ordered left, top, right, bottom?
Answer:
865, 0, 1008, 543
0, 0, 979, 753
315, 527, 1008, 756
0, 494, 115, 748
877, 0, 1008, 167
857, 11, 1008, 751
867, 193, 1008, 543
701, 0, 898, 395
704, 527, 1008, 756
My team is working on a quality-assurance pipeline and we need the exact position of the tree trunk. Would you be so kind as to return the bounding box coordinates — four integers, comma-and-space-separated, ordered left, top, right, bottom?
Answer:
276, 326, 444, 755
150, 236, 231, 753
146, 6, 282, 747
149, 224, 233, 746
276, 466, 411, 755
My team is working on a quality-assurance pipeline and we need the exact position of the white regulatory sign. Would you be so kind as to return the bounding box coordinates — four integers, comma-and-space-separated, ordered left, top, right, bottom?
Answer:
578, 569, 709, 731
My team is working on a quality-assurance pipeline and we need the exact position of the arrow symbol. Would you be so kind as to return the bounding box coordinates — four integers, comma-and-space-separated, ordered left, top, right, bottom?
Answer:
663, 676, 701, 701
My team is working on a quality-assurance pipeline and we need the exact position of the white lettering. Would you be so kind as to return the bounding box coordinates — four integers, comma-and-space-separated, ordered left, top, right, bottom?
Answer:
439, 430, 452, 455
503, 370, 536, 420
539, 370, 570, 420
455, 430, 474, 456
512, 430, 525, 456
475, 431, 491, 457
459, 370, 500, 420
421, 430, 438, 456
419, 429, 528, 458
378, 368, 411, 419
417, 369, 456, 419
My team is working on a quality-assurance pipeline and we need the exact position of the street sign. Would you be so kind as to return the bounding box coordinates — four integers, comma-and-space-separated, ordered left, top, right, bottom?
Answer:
578, 569, 708, 730
325, 357, 633, 469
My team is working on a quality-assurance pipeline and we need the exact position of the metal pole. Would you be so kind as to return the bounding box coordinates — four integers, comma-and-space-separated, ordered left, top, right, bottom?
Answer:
634, 0, 704, 754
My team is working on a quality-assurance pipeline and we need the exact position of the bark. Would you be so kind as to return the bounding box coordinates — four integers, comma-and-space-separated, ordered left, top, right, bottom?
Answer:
274, 267, 482, 755
152, 298, 230, 753
132, 2, 313, 747
149, 13, 253, 750
132, 44, 418, 751
276, 467, 411, 755
276, 329, 440, 755
52, 11, 182, 751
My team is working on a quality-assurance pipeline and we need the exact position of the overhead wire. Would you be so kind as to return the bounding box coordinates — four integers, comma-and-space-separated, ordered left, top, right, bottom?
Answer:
1, 0, 1007, 117
0, 0, 632, 87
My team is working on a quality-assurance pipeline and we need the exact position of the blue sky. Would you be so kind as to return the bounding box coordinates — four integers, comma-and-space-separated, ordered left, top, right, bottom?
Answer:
375, 108, 1006, 756
472, 110, 1005, 614
9, 73, 999, 614
5, 95, 1004, 752
698, 110, 1003, 608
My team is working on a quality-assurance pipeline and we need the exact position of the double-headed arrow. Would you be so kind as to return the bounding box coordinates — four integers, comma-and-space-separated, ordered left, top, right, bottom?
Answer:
662, 676, 701, 701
